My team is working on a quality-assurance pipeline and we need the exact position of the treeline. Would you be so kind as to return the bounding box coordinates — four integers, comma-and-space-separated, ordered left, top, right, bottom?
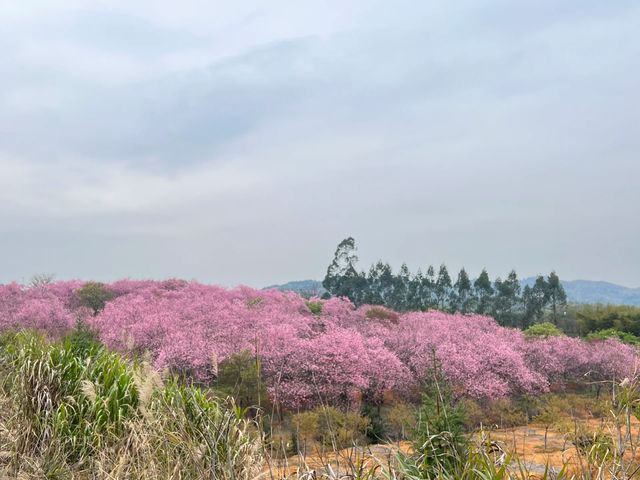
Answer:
569, 304, 640, 338
322, 238, 567, 328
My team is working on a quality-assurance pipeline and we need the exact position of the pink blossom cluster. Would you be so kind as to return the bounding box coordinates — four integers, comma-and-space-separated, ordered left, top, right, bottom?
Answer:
0, 281, 82, 337
0, 280, 637, 409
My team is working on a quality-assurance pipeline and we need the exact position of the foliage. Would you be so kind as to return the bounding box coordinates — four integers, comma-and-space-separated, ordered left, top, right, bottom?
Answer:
215, 349, 268, 411
570, 303, 640, 336
545, 272, 567, 324
323, 237, 364, 301
413, 361, 468, 476
1, 331, 138, 461
322, 238, 567, 328
306, 300, 323, 315
361, 401, 385, 442
0, 331, 261, 479
382, 400, 415, 440
0, 279, 637, 411
491, 270, 522, 327
63, 320, 103, 358
292, 406, 369, 449
390, 441, 567, 480
462, 398, 530, 429
524, 322, 564, 337
535, 395, 571, 449
28, 273, 56, 288
74, 281, 114, 315
1, 330, 639, 479
586, 328, 640, 345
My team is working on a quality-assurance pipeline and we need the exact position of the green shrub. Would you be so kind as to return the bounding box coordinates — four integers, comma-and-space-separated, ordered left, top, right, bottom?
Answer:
459, 398, 486, 430
535, 395, 571, 449
306, 301, 323, 315
485, 398, 530, 428
570, 304, 640, 337
292, 406, 369, 449
215, 350, 268, 412
74, 282, 114, 315
524, 322, 563, 337
413, 363, 468, 476
586, 328, 640, 345
62, 322, 103, 359
361, 401, 385, 442
382, 401, 415, 440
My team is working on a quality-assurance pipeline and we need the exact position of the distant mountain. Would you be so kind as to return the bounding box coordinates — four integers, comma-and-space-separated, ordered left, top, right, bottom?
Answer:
264, 279, 326, 297
521, 278, 640, 306
269, 278, 640, 306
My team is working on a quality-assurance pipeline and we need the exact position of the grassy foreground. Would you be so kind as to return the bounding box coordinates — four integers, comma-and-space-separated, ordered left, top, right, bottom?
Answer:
0, 331, 262, 479
0, 329, 638, 479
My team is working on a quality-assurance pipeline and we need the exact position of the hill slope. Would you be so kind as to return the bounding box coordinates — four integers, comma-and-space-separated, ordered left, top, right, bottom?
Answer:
551, 279, 640, 306
264, 279, 326, 296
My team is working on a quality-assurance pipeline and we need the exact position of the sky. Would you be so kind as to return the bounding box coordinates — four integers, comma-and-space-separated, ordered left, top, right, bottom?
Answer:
1, 0, 639, 288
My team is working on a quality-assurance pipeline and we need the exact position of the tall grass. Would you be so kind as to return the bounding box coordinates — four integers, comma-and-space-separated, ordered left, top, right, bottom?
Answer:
0, 330, 262, 479
1, 329, 638, 479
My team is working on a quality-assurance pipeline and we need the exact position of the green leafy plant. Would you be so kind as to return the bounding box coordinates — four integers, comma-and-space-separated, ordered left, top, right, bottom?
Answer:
292, 406, 369, 450
0, 331, 262, 479
74, 282, 114, 315
306, 301, 323, 315
412, 356, 468, 476
586, 328, 640, 345
525, 321, 564, 337
215, 349, 268, 412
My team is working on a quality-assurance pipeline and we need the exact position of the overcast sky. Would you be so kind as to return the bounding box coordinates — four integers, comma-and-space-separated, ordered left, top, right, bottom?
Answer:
1, 0, 639, 288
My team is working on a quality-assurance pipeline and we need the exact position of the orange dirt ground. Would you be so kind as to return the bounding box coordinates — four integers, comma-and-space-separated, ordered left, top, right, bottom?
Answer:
264, 418, 640, 478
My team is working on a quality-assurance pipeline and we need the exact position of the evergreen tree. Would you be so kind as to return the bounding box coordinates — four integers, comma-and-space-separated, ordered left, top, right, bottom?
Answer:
522, 276, 548, 327
408, 269, 424, 310
473, 268, 494, 315
423, 266, 437, 309
435, 265, 453, 311
389, 263, 411, 310
491, 270, 521, 327
378, 262, 395, 305
75, 282, 114, 315
545, 271, 567, 325
323, 237, 361, 302
453, 268, 473, 313
365, 261, 394, 306
321, 240, 565, 329
364, 262, 383, 305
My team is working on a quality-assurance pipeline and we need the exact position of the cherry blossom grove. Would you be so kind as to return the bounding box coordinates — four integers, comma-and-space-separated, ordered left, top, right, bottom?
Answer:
0, 280, 636, 409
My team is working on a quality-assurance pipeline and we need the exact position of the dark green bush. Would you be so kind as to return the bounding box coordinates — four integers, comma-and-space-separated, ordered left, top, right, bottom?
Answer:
75, 282, 114, 315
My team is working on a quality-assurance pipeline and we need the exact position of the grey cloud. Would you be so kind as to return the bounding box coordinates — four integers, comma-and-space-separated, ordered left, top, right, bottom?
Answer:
0, 1, 639, 287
